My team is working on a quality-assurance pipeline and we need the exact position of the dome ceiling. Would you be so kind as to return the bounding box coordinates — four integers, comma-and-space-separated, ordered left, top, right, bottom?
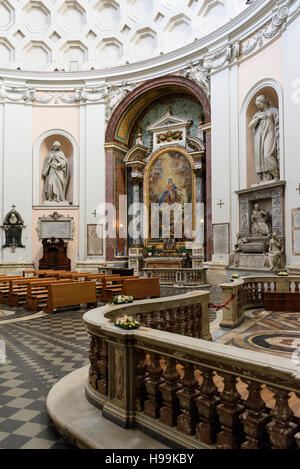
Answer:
0, 0, 247, 72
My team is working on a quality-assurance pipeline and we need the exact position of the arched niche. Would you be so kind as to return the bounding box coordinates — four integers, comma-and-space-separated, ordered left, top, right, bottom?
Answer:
33, 129, 78, 207
240, 79, 284, 188
105, 75, 212, 262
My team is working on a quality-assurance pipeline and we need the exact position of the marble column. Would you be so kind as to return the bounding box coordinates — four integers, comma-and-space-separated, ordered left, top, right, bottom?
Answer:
129, 175, 144, 275
193, 168, 205, 266
131, 177, 142, 246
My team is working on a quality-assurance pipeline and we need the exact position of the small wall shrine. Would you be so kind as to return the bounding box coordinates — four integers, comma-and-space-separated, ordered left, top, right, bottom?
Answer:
1, 205, 26, 253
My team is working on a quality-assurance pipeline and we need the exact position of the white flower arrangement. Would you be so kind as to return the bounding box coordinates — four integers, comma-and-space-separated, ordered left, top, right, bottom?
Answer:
115, 314, 140, 330
278, 271, 288, 277
111, 295, 134, 305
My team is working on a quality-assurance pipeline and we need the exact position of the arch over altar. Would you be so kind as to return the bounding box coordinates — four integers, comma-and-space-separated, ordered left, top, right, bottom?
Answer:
104, 75, 211, 269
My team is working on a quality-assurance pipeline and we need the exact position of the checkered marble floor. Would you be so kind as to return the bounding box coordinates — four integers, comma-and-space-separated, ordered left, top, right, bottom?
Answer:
0, 308, 90, 449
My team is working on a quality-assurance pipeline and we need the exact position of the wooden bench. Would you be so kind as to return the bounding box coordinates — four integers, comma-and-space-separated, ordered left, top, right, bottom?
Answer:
0, 276, 25, 303
101, 275, 138, 301
264, 291, 300, 312
23, 279, 77, 312
43, 281, 97, 314
6, 277, 43, 307
23, 270, 58, 278
122, 277, 160, 299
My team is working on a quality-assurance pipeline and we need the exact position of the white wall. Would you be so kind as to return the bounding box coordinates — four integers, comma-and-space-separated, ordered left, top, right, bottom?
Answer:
2, 103, 33, 264
210, 64, 239, 263
282, 13, 300, 267
78, 103, 106, 263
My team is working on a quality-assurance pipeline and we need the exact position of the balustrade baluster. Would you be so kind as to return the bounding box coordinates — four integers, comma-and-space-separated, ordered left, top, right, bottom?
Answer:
146, 312, 152, 328
216, 373, 244, 449
169, 307, 178, 334
159, 357, 180, 426
88, 335, 100, 390
135, 349, 148, 412
186, 305, 194, 337
266, 387, 298, 449
97, 337, 108, 395
178, 306, 186, 335
239, 380, 270, 449
144, 352, 163, 418
253, 282, 259, 303
193, 304, 202, 338
195, 367, 220, 444
177, 363, 199, 435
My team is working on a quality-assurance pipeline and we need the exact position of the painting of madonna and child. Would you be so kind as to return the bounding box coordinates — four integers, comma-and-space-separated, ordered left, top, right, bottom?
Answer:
148, 150, 194, 241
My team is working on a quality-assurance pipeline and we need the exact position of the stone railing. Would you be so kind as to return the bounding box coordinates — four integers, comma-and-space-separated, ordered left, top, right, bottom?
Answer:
219, 276, 300, 328
83, 293, 300, 450
143, 268, 206, 286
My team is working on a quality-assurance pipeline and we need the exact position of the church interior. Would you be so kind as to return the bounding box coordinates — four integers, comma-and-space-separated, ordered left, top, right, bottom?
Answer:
0, 0, 300, 451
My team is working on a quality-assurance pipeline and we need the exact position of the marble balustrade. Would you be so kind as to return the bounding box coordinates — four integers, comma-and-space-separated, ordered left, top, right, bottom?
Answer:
220, 276, 300, 328
83, 292, 300, 449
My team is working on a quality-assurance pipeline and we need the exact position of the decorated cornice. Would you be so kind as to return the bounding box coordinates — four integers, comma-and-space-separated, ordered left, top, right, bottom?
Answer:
0, 84, 107, 105
0, 0, 297, 104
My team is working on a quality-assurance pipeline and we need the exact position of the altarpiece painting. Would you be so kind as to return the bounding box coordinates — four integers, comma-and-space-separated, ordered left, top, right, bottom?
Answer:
148, 150, 194, 242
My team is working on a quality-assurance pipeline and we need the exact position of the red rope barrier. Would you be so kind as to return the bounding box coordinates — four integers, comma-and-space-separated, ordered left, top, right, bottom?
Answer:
208, 294, 235, 312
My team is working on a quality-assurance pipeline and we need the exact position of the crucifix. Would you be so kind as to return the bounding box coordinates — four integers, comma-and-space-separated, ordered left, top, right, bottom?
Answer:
91, 210, 97, 218
11, 204, 16, 210
296, 184, 300, 195
217, 199, 224, 209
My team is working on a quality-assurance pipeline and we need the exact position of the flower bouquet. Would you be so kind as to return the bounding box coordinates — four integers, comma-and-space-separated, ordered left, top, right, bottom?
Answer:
115, 314, 140, 330
278, 271, 288, 277
111, 295, 133, 305
230, 273, 239, 281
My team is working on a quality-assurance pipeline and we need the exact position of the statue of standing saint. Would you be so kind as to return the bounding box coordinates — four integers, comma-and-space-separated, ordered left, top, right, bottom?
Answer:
249, 95, 280, 182
42, 141, 69, 203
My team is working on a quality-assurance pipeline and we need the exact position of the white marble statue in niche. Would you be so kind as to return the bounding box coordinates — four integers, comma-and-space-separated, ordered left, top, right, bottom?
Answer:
42, 141, 69, 203
249, 95, 280, 183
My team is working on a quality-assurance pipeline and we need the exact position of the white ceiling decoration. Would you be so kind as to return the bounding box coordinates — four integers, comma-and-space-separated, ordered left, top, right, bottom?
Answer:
0, 0, 247, 71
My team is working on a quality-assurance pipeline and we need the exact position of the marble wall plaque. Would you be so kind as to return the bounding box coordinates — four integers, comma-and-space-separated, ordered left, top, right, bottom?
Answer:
40, 220, 71, 239
37, 212, 74, 241
213, 223, 229, 255
292, 208, 300, 255
87, 224, 103, 256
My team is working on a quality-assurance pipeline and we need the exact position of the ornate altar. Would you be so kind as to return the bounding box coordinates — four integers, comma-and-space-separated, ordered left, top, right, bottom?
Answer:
124, 107, 206, 283
39, 238, 71, 271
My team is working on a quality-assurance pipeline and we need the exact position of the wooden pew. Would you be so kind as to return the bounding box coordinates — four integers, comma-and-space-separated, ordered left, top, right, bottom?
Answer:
23, 270, 58, 278
0, 276, 24, 304
122, 277, 160, 300
6, 277, 40, 307
101, 275, 138, 302
43, 281, 97, 314
23, 278, 77, 312
84, 273, 107, 298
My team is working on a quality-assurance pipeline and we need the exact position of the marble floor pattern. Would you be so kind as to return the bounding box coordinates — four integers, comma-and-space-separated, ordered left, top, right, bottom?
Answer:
216, 309, 300, 358
0, 307, 90, 449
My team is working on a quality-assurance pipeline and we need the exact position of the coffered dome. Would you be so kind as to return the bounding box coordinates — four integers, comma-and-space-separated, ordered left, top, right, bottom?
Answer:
0, 0, 247, 72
